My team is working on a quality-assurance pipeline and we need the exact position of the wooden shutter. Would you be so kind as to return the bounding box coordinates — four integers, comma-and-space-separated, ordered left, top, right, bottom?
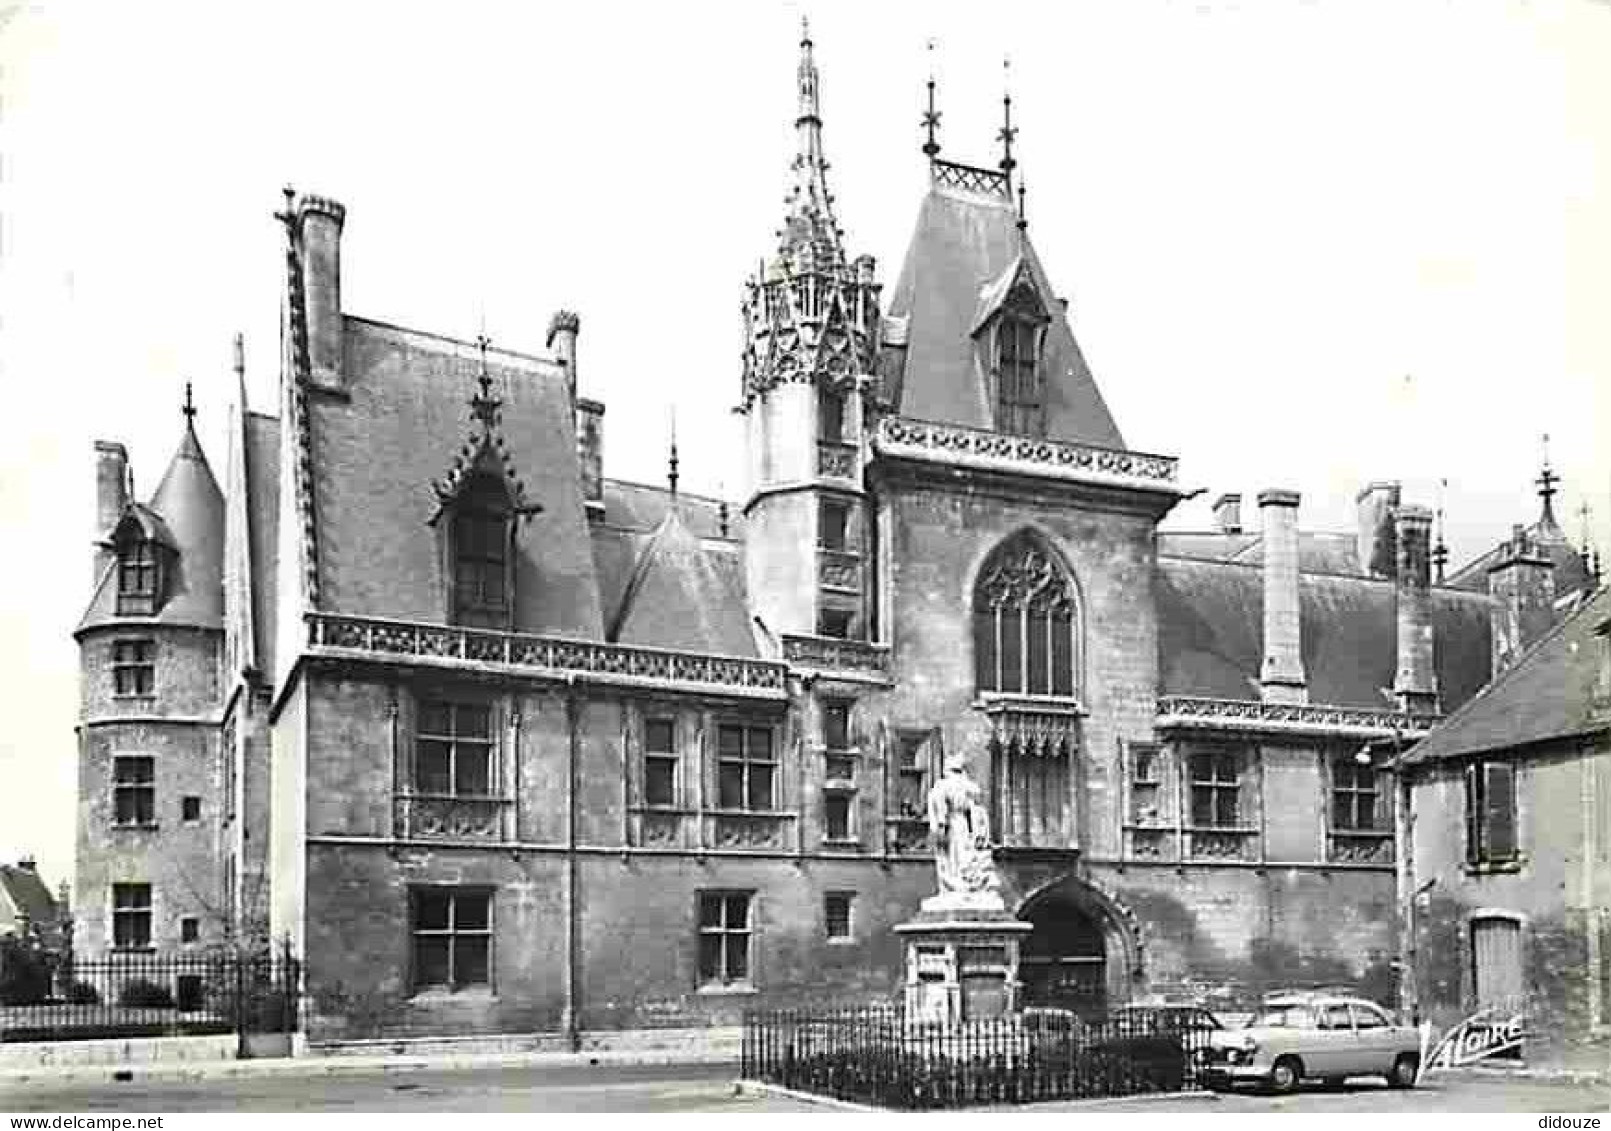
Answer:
1465, 762, 1481, 864
1484, 762, 1517, 861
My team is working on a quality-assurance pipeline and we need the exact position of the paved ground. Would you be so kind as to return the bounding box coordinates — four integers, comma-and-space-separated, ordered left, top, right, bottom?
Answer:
1069, 1076, 1611, 1113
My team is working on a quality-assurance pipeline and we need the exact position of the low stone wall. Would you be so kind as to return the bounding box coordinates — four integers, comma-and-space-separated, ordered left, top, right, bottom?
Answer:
0, 1034, 237, 1070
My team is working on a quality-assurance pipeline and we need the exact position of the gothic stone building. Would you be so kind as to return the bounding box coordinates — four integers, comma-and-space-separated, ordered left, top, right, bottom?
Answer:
73, 31, 1596, 1042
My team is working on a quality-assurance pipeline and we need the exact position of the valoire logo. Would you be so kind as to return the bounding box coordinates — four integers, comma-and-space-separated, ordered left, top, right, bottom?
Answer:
1418, 1005, 1528, 1079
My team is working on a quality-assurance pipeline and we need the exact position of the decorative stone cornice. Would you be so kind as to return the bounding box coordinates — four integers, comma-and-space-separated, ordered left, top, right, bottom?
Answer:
780, 633, 890, 680
1156, 695, 1440, 739
872, 415, 1181, 492
977, 694, 1082, 756
307, 612, 788, 699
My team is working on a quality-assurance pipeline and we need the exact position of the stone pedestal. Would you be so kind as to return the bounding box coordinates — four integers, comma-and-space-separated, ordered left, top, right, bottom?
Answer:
894, 898, 1032, 1026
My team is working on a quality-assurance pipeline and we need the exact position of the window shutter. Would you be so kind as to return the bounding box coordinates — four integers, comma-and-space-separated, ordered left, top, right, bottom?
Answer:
1464, 762, 1481, 864
1484, 762, 1517, 861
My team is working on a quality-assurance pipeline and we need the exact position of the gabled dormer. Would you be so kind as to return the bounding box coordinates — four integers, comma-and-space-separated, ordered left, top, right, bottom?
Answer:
972, 258, 1052, 437
108, 506, 177, 617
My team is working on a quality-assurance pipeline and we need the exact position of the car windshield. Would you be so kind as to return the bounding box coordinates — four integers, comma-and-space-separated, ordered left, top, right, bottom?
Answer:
1251, 1005, 1317, 1028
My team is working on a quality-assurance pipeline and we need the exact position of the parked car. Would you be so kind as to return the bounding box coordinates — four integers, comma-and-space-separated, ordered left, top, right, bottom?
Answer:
1199, 993, 1420, 1093
1110, 1002, 1223, 1034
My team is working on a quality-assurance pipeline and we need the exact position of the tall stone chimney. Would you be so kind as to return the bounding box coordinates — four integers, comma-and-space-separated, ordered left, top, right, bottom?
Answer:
1357, 481, 1401, 578
576, 398, 605, 520
297, 195, 346, 392
1259, 489, 1308, 703
548, 310, 580, 406
1488, 525, 1556, 674
1393, 505, 1438, 714
94, 440, 129, 580
1212, 493, 1243, 534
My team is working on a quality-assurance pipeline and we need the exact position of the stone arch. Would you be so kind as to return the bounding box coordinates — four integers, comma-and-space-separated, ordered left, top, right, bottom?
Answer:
1016, 872, 1144, 1013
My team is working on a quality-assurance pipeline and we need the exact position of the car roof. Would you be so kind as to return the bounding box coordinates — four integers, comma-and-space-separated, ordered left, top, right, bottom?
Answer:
1262, 994, 1387, 1009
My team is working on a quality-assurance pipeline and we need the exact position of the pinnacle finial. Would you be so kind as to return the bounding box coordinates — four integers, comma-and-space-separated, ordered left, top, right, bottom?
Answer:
469, 334, 501, 430
998, 57, 1018, 181
1537, 431, 1560, 529
667, 410, 680, 497
182, 381, 196, 425
1432, 477, 1450, 585
233, 332, 245, 379
921, 39, 942, 160
800, 14, 811, 46
1017, 178, 1028, 233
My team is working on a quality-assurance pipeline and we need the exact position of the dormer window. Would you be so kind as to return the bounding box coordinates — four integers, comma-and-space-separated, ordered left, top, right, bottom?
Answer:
451, 476, 513, 630
117, 539, 160, 615
995, 286, 1045, 437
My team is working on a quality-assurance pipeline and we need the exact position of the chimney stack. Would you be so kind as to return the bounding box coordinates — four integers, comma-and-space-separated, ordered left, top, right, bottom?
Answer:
1259, 489, 1308, 703
1212, 493, 1243, 534
576, 398, 605, 520
1356, 481, 1401, 578
1488, 524, 1556, 674
1393, 505, 1438, 714
548, 310, 580, 406
94, 440, 129, 580
297, 195, 346, 392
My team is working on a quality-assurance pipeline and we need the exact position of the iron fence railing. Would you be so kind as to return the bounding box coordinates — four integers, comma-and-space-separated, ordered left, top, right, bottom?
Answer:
741, 1003, 1213, 1109
0, 947, 300, 1044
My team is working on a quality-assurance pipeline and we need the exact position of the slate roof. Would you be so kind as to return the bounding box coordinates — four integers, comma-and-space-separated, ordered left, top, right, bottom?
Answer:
1446, 512, 1595, 598
245, 413, 281, 680
1156, 555, 1494, 711
1400, 584, 1611, 766
1158, 530, 1363, 576
0, 864, 59, 932
78, 422, 225, 634
306, 317, 603, 637
882, 169, 1125, 448
606, 507, 757, 657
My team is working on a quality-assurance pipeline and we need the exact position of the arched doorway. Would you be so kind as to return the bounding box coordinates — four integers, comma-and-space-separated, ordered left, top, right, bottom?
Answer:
1020, 896, 1108, 1015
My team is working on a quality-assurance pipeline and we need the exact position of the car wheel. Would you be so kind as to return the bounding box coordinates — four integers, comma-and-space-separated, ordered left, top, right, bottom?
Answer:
1388, 1053, 1419, 1089
1268, 1056, 1303, 1095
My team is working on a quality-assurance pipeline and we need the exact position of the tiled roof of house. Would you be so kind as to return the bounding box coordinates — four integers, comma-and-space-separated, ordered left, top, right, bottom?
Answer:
881, 170, 1125, 448
0, 864, 59, 931
1156, 555, 1494, 711
1399, 584, 1611, 766
306, 317, 604, 638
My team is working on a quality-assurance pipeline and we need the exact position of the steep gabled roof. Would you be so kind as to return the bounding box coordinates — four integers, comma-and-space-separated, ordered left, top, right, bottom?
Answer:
0, 864, 59, 930
882, 166, 1124, 448
606, 506, 756, 657
1400, 585, 1611, 766
1156, 555, 1494, 711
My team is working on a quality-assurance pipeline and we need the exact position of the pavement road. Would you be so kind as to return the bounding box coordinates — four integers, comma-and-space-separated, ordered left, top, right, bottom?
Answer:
2, 1064, 1607, 1113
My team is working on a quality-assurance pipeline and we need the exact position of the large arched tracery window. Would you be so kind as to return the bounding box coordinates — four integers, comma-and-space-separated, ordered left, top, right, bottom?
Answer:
973, 534, 1080, 699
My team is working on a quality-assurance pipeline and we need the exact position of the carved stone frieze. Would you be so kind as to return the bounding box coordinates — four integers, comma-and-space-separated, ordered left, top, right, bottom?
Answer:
874, 415, 1179, 488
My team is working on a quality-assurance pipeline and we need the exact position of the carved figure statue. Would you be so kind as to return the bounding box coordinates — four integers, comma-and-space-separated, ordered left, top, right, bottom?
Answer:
926, 752, 1001, 901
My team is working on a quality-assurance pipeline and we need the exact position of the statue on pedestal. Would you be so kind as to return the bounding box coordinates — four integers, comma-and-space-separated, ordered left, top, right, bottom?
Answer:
922, 752, 1003, 912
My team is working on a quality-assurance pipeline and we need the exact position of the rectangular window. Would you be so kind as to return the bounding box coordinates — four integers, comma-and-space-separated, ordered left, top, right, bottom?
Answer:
1466, 760, 1518, 866
180, 917, 199, 944
644, 717, 678, 808
894, 730, 932, 820
817, 608, 852, 639
825, 892, 853, 940
1189, 750, 1241, 828
117, 541, 158, 615
1331, 759, 1379, 831
411, 888, 493, 991
112, 639, 155, 697
697, 891, 752, 987
112, 883, 151, 949
996, 315, 1043, 437
818, 388, 845, 442
1130, 743, 1162, 824
416, 701, 494, 797
818, 499, 850, 551
717, 724, 776, 811
823, 699, 851, 751
113, 756, 155, 826
181, 795, 202, 823
453, 502, 510, 628
824, 793, 852, 842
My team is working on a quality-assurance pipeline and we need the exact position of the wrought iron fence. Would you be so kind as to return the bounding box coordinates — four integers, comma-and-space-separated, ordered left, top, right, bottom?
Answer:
0, 947, 300, 1044
741, 1003, 1213, 1109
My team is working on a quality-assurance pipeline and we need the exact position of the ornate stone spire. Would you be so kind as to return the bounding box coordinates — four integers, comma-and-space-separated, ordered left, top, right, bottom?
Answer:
739, 23, 881, 411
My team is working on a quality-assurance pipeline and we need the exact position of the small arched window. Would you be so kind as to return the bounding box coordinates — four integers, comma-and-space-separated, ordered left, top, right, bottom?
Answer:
973, 534, 1079, 698
451, 475, 513, 629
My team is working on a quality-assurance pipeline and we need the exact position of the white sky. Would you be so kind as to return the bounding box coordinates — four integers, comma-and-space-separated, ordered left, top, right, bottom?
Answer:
2, 0, 1608, 893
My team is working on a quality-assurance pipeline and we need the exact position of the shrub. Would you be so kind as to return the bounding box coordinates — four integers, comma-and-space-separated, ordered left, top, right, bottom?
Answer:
66, 980, 101, 1005
118, 978, 174, 1009
0, 935, 51, 1006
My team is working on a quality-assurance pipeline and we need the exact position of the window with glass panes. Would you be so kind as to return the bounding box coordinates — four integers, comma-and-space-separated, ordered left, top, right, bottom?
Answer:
824, 892, 853, 940
824, 793, 853, 841
717, 724, 775, 811
818, 387, 845, 442
117, 540, 159, 615
452, 479, 511, 628
818, 499, 850, 551
895, 731, 931, 819
112, 883, 151, 949
644, 717, 678, 808
1189, 750, 1241, 828
973, 536, 1077, 697
113, 756, 155, 825
995, 291, 1044, 437
697, 892, 752, 986
411, 888, 492, 991
416, 701, 494, 796
112, 639, 155, 696
1331, 759, 1379, 830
